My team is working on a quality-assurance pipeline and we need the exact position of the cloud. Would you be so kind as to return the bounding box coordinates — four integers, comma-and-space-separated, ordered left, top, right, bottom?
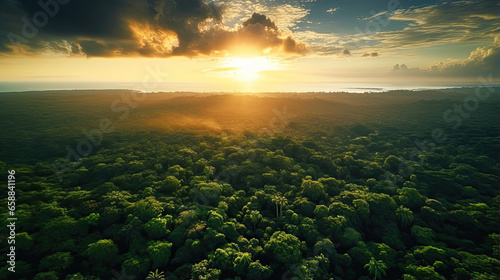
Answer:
0, 0, 308, 58
291, 0, 498, 58
362, 11, 388, 21
361, 52, 378, 57
369, 0, 499, 50
326, 8, 339, 14
293, 31, 342, 55
343, 49, 351, 56
219, 1, 310, 33
392, 64, 419, 72
430, 35, 500, 75
390, 36, 499, 77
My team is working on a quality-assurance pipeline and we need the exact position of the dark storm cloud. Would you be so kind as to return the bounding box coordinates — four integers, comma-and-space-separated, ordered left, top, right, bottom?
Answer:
0, 0, 307, 57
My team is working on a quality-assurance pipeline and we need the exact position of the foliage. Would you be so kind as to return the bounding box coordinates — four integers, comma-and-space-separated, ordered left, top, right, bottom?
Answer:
0, 91, 498, 280
146, 269, 165, 280
265, 231, 303, 266
364, 257, 387, 279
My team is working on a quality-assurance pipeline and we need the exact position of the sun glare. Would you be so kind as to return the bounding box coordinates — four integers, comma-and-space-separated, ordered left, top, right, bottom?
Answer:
221, 57, 280, 82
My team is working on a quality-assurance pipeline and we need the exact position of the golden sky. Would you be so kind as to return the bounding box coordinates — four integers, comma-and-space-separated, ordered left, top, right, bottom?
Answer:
0, 0, 498, 92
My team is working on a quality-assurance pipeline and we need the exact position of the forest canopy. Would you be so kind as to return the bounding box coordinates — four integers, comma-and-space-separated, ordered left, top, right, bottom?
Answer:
0, 89, 499, 280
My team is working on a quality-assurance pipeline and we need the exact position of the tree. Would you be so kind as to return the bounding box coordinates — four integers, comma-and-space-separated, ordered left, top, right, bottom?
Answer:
353, 199, 370, 222
147, 241, 173, 269
411, 225, 435, 245
146, 269, 165, 280
364, 257, 387, 280
314, 238, 337, 258
398, 187, 425, 210
247, 260, 273, 280
384, 155, 402, 172
413, 246, 446, 264
271, 194, 287, 217
209, 248, 233, 270
191, 259, 221, 280
190, 182, 223, 206
84, 213, 100, 226
15, 232, 34, 251
144, 217, 169, 240
265, 231, 303, 266
84, 239, 118, 265
248, 210, 262, 230
33, 271, 59, 280
122, 257, 150, 277
342, 227, 362, 248
157, 176, 181, 193
404, 265, 445, 280
207, 210, 224, 231
314, 205, 329, 219
39, 252, 73, 273
128, 196, 164, 222
234, 252, 252, 276
396, 205, 414, 227
300, 180, 326, 203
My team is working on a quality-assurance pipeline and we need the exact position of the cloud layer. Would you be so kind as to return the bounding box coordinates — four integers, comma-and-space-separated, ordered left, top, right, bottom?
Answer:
0, 0, 308, 57
392, 36, 499, 77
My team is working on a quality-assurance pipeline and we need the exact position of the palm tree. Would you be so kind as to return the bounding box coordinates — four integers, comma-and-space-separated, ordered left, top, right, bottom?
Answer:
249, 210, 262, 230
364, 257, 387, 280
271, 193, 287, 217
146, 269, 165, 280
396, 205, 414, 228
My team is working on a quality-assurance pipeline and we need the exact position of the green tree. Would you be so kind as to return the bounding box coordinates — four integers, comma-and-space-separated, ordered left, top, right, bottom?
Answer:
191, 259, 221, 280
207, 210, 224, 231
84, 213, 100, 226
413, 246, 446, 264
209, 248, 233, 270
144, 217, 169, 240
84, 239, 118, 265
15, 232, 34, 251
342, 227, 362, 248
39, 252, 73, 272
314, 205, 329, 219
271, 194, 287, 217
146, 269, 165, 280
157, 176, 181, 193
147, 241, 173, 269
128, 196, 164, 222
265, 231, 303, 266
383, 155, 402, 172
398, 187, 425, 210
364, 257, 387, 280
396, 205, 414, 227
404, 265, 445, 280
300, 180, 326, 202
411, 225, 435, 245
247, 260, 273, 280
314, 238, 337, 258
122, 257, 150, 277
234, 252, 252, 276
33, 271, 59, 280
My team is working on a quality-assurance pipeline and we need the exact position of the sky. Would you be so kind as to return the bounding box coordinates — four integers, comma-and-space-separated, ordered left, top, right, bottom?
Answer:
0, 0, 498, 92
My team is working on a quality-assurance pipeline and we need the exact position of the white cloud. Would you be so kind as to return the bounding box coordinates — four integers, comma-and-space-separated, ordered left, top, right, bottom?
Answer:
326, 7, 339, 14
391, 36, 499, 77
372, 0, 500, 49
219, 1, 309, 32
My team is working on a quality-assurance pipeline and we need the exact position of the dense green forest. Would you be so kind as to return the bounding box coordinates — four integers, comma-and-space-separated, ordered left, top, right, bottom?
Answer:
0, 89, 499, 280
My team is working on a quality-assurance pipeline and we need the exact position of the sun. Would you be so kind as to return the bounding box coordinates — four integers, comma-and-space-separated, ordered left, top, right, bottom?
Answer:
221, 57, 280, 82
